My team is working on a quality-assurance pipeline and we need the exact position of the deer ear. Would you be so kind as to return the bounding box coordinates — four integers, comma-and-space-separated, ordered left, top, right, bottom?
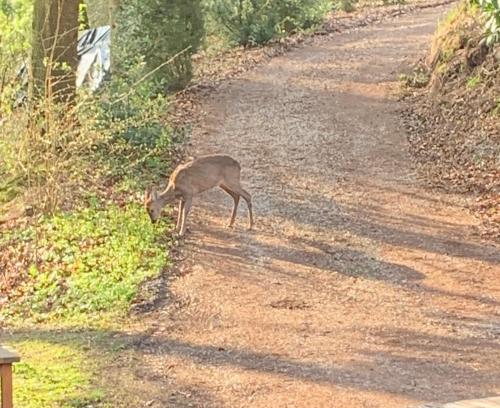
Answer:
152, 189, 159, 201
144, 188, 151, 202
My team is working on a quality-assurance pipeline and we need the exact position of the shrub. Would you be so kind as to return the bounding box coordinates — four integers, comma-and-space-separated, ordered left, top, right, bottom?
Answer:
0, 73, 174, 213
0, 0, 31, 103
205, 0, 331, 46
114, 0, 205, 91
90, 69, 175, 187
333, 0, 356, 12
472, 0, 500, 46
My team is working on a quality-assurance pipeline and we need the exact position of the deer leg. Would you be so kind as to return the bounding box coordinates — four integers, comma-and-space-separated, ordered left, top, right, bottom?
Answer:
225, 184, 253, 230
179, 196, 192, 237
176, 199, 184, 231
241, 188, 253, 230
220, 185, 240, 228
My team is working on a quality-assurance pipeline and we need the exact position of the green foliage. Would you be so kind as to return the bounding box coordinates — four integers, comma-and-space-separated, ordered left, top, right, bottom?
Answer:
0, 0, 31, 59
472, 0, 500, 45
90, 75, 177, 185
0, 0, 30, 58
114, 0, 204, 91
430, 2, 478, 73
333, 0, 356, 12
206, 0, 331, 46
0, 68, 176, 212
0, 2, 35, 208
467, 74, 481, 87
84, 0, 110, 26
2, 203, 171, 323
0, 0, 31, 112
78, 0, 89, 29
0, 0, 177, 328
399, 69, 430, 88
0, 1, 184, 405
274, 0, 332, 33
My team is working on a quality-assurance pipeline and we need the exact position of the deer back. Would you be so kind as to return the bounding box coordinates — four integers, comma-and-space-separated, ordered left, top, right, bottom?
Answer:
170, 155, 240, 195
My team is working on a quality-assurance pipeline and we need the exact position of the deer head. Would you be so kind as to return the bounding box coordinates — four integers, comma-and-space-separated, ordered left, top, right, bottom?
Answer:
144, 186, 176, 223
144, 188, 163, 223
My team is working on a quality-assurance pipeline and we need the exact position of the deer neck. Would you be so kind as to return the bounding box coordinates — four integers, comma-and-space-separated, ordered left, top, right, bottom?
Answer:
158, 185, 176, 206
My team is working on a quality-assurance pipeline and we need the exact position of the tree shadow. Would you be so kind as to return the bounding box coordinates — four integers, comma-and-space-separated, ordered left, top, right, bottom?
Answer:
0, 327, 220, 408
3, 325, 498, 404
175, 219, 500, 314
192, 226, 424, 283
252, 163, 499, 265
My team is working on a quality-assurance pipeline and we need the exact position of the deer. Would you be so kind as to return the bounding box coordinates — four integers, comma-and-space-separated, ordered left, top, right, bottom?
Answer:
144, 154, 253, 236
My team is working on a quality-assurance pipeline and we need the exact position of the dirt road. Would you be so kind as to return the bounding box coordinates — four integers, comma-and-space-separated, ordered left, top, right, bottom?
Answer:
122, 5, 500, 408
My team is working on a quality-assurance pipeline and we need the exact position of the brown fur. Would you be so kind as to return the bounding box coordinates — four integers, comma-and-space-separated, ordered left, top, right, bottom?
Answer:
145, 154, 253, 236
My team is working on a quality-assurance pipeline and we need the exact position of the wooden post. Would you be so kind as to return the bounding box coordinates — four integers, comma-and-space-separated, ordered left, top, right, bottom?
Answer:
0, 365, 12, 408
0, 347, 20, 408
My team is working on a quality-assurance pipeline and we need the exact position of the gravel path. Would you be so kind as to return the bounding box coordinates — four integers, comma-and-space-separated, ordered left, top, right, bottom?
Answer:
120, 6, 500, 407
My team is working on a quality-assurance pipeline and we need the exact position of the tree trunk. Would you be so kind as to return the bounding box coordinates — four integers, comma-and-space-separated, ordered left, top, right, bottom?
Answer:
31, 0, 48, 100
30, 0, 80, 104
109, 0, 120, 29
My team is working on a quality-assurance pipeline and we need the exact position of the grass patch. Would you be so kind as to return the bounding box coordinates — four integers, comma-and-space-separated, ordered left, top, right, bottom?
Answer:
467, 74, 481, 87
0, 327, 131, 408
1, 203, 172, 325
14, 340, 104, 407
10, 338, 105, 408
430, 2, 481, 67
